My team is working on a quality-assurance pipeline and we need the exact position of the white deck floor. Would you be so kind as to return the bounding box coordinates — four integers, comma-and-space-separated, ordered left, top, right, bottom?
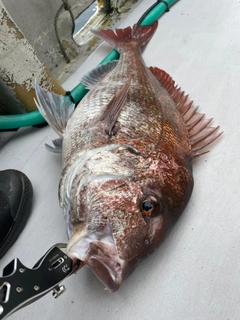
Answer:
1, 1, 240, 319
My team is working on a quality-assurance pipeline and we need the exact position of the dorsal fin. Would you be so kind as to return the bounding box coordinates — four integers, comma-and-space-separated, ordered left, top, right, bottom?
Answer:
81, 60, 118, 89
149, 67, 222, 158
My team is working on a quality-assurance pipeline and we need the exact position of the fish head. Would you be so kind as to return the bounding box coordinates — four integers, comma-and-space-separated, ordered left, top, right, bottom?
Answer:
66, 151, 193, 292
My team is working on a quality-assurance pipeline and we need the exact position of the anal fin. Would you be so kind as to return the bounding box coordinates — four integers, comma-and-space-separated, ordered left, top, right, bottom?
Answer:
149, 67, 222, 158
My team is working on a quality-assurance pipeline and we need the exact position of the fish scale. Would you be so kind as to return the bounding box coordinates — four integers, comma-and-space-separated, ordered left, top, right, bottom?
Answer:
35, 21, 221, 292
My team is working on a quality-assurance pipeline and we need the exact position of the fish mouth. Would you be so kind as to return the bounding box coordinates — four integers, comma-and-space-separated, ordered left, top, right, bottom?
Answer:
67, 221, 123, 292
86, 241, 122, 292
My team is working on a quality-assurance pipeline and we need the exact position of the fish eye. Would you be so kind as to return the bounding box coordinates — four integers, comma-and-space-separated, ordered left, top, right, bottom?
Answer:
141, 195, 162, 218
142, 200, 153, 212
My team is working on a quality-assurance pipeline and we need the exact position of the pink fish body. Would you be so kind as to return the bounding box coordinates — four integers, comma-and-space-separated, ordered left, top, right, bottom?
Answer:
35, 21, 221, 292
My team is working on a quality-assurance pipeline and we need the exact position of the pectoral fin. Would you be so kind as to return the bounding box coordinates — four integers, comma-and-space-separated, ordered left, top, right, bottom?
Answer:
99, 79, 131, 136
45, 138, 63, 153
34, 82, 75, 137
81, 60, 118, 89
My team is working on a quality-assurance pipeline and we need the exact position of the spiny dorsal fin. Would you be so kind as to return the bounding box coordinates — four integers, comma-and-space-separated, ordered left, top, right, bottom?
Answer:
81, 60, 118, 89
149, 67, 222, 158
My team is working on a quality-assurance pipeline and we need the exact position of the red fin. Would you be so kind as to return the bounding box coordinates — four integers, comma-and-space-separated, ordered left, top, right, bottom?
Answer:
99, 79, 131, 135
91, 22, 158, 50
149, 67, 222, 159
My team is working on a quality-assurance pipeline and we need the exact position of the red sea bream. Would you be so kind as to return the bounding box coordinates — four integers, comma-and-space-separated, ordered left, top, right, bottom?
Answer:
35, 21, 221, 292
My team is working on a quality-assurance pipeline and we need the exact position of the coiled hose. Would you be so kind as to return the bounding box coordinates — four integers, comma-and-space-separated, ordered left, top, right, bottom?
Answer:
0, 0, 179, 130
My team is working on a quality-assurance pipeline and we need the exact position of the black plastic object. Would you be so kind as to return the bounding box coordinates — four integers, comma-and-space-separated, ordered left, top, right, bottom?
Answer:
0, 170, 33, 259
0, 245, 79, 319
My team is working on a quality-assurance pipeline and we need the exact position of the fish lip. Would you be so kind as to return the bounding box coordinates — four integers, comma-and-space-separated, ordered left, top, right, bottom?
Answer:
67, 222, 123, 291
86, 241, 122, 292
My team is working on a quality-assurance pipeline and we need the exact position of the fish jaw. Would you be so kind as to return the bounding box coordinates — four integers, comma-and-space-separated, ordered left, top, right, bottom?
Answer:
64, 149, 194, 292
67, 221, 124, 292
86, 242, 123, 292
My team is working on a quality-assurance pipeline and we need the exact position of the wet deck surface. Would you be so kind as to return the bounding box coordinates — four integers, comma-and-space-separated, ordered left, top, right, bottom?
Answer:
1, 1, 240, 319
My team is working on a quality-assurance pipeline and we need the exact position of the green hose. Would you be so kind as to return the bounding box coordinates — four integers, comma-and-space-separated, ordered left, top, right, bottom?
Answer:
71, 0, 179, 103
0, 111, 45, 130
0, 0, 179, 130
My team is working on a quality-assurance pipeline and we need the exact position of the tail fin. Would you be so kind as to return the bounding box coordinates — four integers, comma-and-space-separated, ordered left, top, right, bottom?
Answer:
91, 21, 158, 50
